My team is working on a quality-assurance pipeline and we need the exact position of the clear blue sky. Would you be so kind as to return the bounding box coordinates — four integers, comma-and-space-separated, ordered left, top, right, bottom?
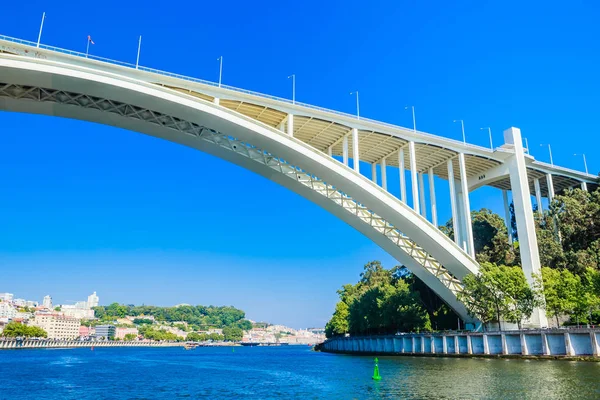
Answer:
1, 1, 598, 328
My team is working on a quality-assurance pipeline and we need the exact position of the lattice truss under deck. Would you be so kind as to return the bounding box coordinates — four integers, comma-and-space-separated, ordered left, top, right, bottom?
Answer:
0, 83, 465, 297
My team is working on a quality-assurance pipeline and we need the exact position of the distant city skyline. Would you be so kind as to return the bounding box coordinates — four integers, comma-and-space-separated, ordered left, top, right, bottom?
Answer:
2, 1, 600, 328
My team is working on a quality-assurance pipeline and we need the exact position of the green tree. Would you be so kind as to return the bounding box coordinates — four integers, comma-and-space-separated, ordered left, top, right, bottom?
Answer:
325, 302, 350, 337
123, 333, 137, 341
536, 267, 579, 326
222, 326, 243, 342
2, 323, 47, 338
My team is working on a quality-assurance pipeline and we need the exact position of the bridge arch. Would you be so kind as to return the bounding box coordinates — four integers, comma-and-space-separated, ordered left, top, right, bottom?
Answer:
0, 55, 480, 322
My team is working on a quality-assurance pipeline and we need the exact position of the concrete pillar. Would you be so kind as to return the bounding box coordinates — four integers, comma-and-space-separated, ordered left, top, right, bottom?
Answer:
399, 150, 407, 202
534, 178, 543, 215
287, 114, 294, 137
442, 336, 448, 354
502, 190, 513, 244
327, 146, 332, 157
421, 336, 425, 353
380, 158, 387, 190
581, 181, 588, 192
342, 136, 349, 166
501, 333, 508, 355
351, 128, 360, 173
213, 97, 220, 105
564, 332, 575, 356
541, 333, 550, 355
409, 141, 419, 214
458, 153, 475, 257
447, 160, 460, 245
467, 335, 473, 354
483, 334, 490, 355
418, 173, 427, 218
504, 127, 548, 328
430, 337, 435, 354
412, 336, 416, 353
520, 334, 528, 355
546, 173, 555, 202
591, 332, 599, 356
454, 336, 460, 354
371, 163, 377, 184
428, 168, 438, 226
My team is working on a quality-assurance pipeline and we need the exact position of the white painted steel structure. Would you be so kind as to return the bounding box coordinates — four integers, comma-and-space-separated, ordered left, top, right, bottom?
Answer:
0, 35, 596, 326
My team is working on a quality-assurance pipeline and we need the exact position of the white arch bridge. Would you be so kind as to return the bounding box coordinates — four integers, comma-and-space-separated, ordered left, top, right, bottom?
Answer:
0, 35, 595, 327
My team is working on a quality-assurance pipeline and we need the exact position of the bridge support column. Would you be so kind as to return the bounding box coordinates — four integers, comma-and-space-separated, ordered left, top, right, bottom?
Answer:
327, 146, 332, 157
343, 135, 349, 166
502, 190, 513, 244
418, 173, 427, 218
581, 181, 588, 191
409, 141, 419, 214
380, 158, 387, 190
447, 160, 459, 245
534, 178, 543, 215
504, 127, 548, 328
352, 128, 360, 173
371, 163, 377, 184
428, 168, 437, 226
546, 173, 555, 201
287, 114, 294, 137
458, 153, 475, 257
399, 150, 407, 203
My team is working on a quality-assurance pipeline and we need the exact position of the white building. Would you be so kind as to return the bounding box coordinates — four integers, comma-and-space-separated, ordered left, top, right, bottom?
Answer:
31, 313, 80, 339
0, 293, 13, 302
0, 302, 17, 319
87, 292, 99, 309
13, 299, 26, 307
43, 295, 52, 310
60, 305, 94, 320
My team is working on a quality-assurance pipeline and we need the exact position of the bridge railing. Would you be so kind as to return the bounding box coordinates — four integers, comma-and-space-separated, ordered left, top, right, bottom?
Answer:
0, 34, 494, 154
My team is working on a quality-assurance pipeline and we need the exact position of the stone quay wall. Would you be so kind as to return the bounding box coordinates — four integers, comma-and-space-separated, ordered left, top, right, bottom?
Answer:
319, 328, 600, 359
0, 340, 183, 349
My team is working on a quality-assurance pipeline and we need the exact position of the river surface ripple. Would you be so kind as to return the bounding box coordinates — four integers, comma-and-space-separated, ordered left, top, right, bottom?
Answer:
1, 346, 599, 399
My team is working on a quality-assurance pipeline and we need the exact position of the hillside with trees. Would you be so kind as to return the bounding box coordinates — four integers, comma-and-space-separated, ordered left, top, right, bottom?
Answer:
326, 187, 600, 337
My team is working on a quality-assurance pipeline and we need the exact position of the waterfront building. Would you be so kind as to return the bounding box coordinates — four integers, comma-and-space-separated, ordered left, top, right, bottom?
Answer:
87, 292, 99, 309
32, 312, 80, 339
115, 327, 139, 340
95, 325, 116, 340
60, 305, 94, 320
13, 299, 26, 307
42, 295, 52, 310
0, 303, 17, 319
0, 293, 13, 302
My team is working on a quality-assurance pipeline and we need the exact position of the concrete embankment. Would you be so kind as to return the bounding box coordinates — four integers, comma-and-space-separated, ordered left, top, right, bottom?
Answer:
318, 328, 600, 360
0, 340, 183, 350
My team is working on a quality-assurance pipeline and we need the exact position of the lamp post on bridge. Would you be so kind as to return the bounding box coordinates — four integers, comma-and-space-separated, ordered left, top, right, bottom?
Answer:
480, 127, 493, 150
405, 106, 416, 133
453, 119, 466, 143
288, 74, 296, 104
350, 91, 360, 120
524, 137, 530, 154
574, 153, 589, 174
36, 12, 46, 48
540, 143, 554, 165
135, 36, 142, 69
217, 56, 223, 87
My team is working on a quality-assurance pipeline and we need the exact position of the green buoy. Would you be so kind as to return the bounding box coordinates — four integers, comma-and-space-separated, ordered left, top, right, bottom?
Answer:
232, 347, 235, 353
372, 357, 382, 381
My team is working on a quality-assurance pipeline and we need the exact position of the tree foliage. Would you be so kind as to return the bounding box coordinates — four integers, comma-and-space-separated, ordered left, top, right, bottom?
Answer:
93, 303, 251, 330
325, 261, 431, 338
2, 322, 47, 338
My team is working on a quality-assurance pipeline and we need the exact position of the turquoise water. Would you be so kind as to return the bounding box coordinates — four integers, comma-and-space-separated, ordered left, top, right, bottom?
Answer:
1, 346, 600, 399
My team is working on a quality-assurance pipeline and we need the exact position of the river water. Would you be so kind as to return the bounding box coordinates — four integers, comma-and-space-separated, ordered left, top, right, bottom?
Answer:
1, 345, 599, 399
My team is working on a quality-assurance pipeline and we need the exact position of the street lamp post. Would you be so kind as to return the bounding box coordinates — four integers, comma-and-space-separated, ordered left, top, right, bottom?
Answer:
217, 56, 223, 87
350, 91, 360, 119
524, 138, 530, 154
574, 153, 589, 174
405, 106, 416, 132
37, 12, 46, 48
288, 74, 295, 104
540, 144, 554, 165
480, 127, 493, 150
453, 119, 466, 143
135, 35, 142, 69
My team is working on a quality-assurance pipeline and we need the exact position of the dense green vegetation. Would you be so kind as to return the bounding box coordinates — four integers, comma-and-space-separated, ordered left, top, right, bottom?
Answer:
325, 261, 431, 337
92, 304, 252, 331
1, 322, 47, 338
326, 188, 600, 336
185, 332, 226, 342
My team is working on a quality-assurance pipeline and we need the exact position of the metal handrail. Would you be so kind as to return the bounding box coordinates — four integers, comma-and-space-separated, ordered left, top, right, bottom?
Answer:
0, 33, 493, 153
